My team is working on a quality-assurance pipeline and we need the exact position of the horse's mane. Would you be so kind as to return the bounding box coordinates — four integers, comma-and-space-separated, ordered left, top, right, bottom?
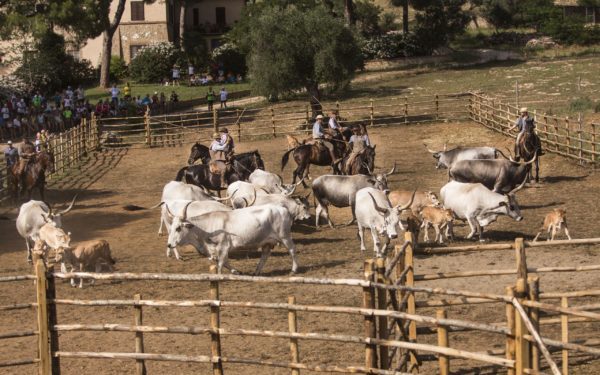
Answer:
236, 150, 260, 158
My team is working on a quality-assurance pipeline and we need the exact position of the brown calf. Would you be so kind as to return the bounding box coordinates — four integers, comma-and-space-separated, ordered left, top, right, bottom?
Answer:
56, 240, 116, 288
388, 190, 441, 215
420, 206, 454, 244
286, 135, 301, 150
533, 209, 571, 242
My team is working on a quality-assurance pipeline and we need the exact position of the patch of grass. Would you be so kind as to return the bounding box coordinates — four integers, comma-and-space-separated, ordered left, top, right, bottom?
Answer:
85, 81, 252, 103
569, 96, 594, 112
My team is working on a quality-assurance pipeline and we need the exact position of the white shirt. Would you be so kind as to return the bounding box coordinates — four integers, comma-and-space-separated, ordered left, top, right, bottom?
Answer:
173, 68, 180, 79
110, 87, 119, 98
328, 117, 340, 129
220, 90, 228, 101
1, 107, 9, 119
188, 66, 194, 75
210, 140, 227, 151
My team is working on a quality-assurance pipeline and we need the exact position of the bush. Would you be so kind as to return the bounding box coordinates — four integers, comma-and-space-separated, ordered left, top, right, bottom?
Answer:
361, 32, 425, 59
183, 30, 210, 70
110, 56, 128, 80
569, 96, 594, 112
211, 43, 247, 75
129, 42, 185, 83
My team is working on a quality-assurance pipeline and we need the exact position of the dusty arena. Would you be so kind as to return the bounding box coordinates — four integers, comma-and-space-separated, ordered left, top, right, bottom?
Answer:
1, 120, 599, 374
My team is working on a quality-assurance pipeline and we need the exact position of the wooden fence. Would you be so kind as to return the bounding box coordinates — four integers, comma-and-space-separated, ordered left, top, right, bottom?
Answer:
2, 235, 599, 374
469, 92, 600, 164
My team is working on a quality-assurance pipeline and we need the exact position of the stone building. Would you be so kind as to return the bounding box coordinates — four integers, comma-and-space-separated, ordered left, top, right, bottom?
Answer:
554, 0, 600, 25
79, 0, 245, 67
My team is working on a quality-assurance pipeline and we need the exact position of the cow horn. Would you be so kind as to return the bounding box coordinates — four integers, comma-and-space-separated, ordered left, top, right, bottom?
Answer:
57, 194, 78, 215
423, 144, 437, 154
385, 162, 397, 176
497, 149, 513, 161
164, 203, 175, 219
43, 201, 53, 217
40, 213, 51, 223
509, 175, 528, 195
523, 151, 537, 165
182, 201, 193, 221
394, 190, 416, 212
246, 186, 257, 207
368, 192, 388, 214
214, 190, 235, 202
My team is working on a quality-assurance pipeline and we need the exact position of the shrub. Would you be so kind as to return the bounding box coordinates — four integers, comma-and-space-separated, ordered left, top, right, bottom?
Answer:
361, 31, 425, 59
129, 42, 185, 83
569, 96, 594, 112
110, 56, 128, 80
211, 43, 247, 75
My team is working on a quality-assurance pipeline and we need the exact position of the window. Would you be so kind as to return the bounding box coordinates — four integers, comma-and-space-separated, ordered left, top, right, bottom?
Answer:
130, 45, 146, 59
193, 8, 199, 27
131, 1, 145, 21
216, 7, 226, 27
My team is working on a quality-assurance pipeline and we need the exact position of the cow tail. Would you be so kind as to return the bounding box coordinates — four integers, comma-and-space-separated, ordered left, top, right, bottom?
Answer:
175, 166, 187, 182
281, 148, 295, 171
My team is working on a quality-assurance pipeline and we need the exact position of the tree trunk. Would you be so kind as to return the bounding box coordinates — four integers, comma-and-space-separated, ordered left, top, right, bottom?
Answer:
403, 0, 409, 34
99, 32, 113, 88
306, 82, 322, 119
344, 0, 355, 26
178, 2, 186, 50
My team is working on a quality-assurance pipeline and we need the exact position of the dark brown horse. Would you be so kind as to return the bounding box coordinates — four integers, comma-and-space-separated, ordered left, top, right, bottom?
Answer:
187, 142, 211, 165
281, 136, 346, 187
516, 122, 540, 183
336, 145, 376, 175
10, 151, 55, 201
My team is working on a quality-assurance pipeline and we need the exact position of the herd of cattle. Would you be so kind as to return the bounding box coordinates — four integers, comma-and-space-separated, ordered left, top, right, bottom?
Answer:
12, 142, 573, 285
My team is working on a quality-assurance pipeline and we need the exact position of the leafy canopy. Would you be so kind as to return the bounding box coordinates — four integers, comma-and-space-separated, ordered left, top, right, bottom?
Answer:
232, 4, 363, 98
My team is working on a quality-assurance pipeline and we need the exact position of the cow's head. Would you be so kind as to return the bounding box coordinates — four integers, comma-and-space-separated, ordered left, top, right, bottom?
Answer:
424, 144, 446, 169
281, 179, 304, 196
165, 202, 195, 249
490, 177, 526, 222
551, 208, 567, 227
40, 223, 71, 249
368, 163, 396, 193
368, 190, 416, 241
41, 195, 77, 227
291, 192, 311, 221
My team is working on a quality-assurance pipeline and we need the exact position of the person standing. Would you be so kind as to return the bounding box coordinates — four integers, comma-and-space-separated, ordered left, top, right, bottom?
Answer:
172, 64, 181, 86
206, 87, 215, 111
123, 82, 131, 101
109, 84, 120, 107
219, 87, 228, 108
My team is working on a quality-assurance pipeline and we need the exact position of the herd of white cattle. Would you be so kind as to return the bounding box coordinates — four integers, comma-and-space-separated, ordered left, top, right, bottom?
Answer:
14, 145, 573, 287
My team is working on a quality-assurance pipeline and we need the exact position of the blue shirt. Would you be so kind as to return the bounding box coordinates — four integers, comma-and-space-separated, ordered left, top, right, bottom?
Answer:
515, 116, 534, 133
312, 121, 324, 139
4, 147, 18, 167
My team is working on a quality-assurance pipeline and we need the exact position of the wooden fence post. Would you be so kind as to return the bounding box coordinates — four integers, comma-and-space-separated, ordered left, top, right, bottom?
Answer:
362, 259, 377, 369
565, 117, 570, 156
375, 258, 388, 370
236, 108, 241, 142
35, 258, 51, 375
592, 123, 597, 163
288, 296, 300, 375
435, 94, 439, 120
561, 297, 569, 375
514, 238, 527, 281
134, 294, 146, 375
404, 231, 418, 373
527, 276, 540, 372
436, 309, 449, 375
271, 107, 276, 138
306, 105, 310, 129
578, 113, 584, 163
515, 278, 530, 375
404, 96, 408, 124
506, 286, 516, 375
212, 108, 219, 133
370, 99, 374, 127
144, 108, 151, 147
209, 265, 223, 375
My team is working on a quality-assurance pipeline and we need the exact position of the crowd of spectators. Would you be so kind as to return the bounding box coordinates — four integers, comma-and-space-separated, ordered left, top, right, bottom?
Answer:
96, 83, 180, 118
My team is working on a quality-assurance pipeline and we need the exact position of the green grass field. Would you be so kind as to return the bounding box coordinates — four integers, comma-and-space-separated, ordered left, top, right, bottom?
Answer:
86, 81, 251, 103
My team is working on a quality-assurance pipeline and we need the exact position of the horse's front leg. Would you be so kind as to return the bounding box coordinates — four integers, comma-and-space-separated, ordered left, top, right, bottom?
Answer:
535, 159, 540, 183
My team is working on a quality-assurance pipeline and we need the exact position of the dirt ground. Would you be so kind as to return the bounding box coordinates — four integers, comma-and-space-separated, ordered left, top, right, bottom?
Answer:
1, 121, 599, 374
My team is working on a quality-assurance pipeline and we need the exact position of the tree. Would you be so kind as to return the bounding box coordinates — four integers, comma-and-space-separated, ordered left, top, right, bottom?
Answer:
344, 0, 355, 26
411, 0, 470, 51
233, 5, 362, 116
99, 0, 127, 88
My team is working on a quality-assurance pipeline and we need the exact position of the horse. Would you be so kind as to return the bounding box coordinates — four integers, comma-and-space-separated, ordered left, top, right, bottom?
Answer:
187, 142, 211, 165
175, 162, 242, 196
516, 119, 541, 183
336, 145, 376, 175
281, 138, 345, 187
10, 151, 55, 201
229, 150, 265, 180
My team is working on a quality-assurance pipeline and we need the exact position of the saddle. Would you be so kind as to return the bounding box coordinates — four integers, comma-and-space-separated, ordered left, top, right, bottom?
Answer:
208, 161, 223, 175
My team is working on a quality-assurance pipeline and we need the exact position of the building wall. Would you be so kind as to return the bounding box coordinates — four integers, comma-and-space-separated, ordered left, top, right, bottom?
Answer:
185, 0, 245, 29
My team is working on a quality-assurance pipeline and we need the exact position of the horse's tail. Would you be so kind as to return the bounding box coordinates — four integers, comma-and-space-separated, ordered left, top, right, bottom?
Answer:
175, 166, 187, 182
281, 148, 296, 172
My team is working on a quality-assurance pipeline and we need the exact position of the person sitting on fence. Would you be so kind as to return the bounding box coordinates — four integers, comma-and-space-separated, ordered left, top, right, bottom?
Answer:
344, 126, 371, 174
310, 114, 337, 163
508, 107, 543, 159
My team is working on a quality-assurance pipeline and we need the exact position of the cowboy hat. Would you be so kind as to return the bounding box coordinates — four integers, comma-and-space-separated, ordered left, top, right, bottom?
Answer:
7, 140, 12, 145
520, 107, 528, 113
212, 132, 220, 139
316, 114, 324, 119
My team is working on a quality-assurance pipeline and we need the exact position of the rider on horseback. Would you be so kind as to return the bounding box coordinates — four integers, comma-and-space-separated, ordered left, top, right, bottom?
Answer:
311, 114, 338, 163
345, 126, 371, 174
209, 128, 235, 188
509, 107, 543, 159
17, 137, 36, 193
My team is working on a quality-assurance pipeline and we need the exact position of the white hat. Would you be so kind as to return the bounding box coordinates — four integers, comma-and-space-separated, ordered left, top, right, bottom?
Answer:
520, 107, 528, 113
7, 140, 12, 145
316, 114, 324, 119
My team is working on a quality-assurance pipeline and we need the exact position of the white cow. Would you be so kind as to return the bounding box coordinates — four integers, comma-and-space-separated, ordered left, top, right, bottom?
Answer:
232, 191, 311, 222
440, 180, 525, 241
166, 204, 298, 275
355, 188, 414, 257
248, 169, 300, 194
163, 200, 232, 259
16, 197, 76, 262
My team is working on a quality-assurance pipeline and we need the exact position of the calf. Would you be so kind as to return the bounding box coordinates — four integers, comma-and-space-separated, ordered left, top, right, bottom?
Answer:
420, 206, 454, 244
400, 211, 422, 248
388, 190, 441, 215
533, 209, 572, 242
286, 135, 301, 150
55, 240, 116, 288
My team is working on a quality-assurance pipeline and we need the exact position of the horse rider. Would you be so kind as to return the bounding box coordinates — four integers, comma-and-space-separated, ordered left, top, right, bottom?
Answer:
508, 107, 543, 159
4, 140, 19, 189
345, 126, 371, 174
219, 128, 235, 160
209, 131, 230, 187
328, 110, 345, 134
311, 114, 338, 163
16, 137, 36, 191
